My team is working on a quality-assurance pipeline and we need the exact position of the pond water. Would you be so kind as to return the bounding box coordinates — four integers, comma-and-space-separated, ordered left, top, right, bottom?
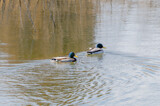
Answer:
0, 0, 160, 105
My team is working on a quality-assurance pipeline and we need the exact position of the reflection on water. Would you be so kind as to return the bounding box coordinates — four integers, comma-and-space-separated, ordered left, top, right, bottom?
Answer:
1, 0, 160, 105
0, 0, 96, 60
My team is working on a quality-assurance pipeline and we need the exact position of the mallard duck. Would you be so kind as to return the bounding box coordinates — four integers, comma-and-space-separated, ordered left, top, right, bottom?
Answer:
87, 43, 106, 55
51, 52, 78, 62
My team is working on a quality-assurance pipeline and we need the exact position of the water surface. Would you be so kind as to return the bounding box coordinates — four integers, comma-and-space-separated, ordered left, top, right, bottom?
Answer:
0, 0, 160, 105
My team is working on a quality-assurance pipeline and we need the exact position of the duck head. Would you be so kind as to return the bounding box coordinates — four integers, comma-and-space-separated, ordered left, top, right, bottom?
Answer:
96, 43, 103, 48
69, 52, 78, 58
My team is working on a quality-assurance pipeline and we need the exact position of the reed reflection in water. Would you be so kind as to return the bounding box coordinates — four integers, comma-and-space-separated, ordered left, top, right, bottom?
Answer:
0, 0, 97, 60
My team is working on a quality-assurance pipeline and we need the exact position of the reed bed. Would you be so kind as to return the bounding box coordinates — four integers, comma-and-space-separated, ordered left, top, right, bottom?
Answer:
0, 0, 100, 59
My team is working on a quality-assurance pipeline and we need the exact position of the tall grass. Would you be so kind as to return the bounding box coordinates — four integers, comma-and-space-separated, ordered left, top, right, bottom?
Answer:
0, 0, 100, 32
0, 0, 152, 60
0, 0, 100, 59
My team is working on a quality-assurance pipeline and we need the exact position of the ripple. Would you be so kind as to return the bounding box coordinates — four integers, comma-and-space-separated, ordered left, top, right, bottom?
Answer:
1, 49, 160, 105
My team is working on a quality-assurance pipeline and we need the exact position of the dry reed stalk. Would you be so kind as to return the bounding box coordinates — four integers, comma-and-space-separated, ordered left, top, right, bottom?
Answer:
1, 0, 5, 20
23, 0, 36, 32
19, 0, 24, 29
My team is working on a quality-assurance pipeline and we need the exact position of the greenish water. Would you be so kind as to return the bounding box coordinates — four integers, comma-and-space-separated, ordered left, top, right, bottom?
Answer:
0, 0, 160, 105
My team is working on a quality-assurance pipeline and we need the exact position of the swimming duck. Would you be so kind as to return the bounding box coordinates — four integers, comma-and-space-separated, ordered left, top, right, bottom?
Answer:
87, 43, 106, 55
51, 52, 78, 62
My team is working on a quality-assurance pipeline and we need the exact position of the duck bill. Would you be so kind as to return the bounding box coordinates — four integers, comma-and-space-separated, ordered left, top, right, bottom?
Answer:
103, 47, 107, 49
74, 55, 78, 57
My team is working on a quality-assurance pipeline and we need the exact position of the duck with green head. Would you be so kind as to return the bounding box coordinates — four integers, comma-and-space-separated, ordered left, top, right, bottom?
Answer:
87, 43, 106, 55
51, 52, 78, 62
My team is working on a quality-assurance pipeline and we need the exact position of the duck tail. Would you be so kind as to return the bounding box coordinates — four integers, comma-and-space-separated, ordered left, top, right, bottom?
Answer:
87, 51, 92, 55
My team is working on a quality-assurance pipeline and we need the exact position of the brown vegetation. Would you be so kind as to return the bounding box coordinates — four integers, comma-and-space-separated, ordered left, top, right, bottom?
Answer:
0, 0, 99, 60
